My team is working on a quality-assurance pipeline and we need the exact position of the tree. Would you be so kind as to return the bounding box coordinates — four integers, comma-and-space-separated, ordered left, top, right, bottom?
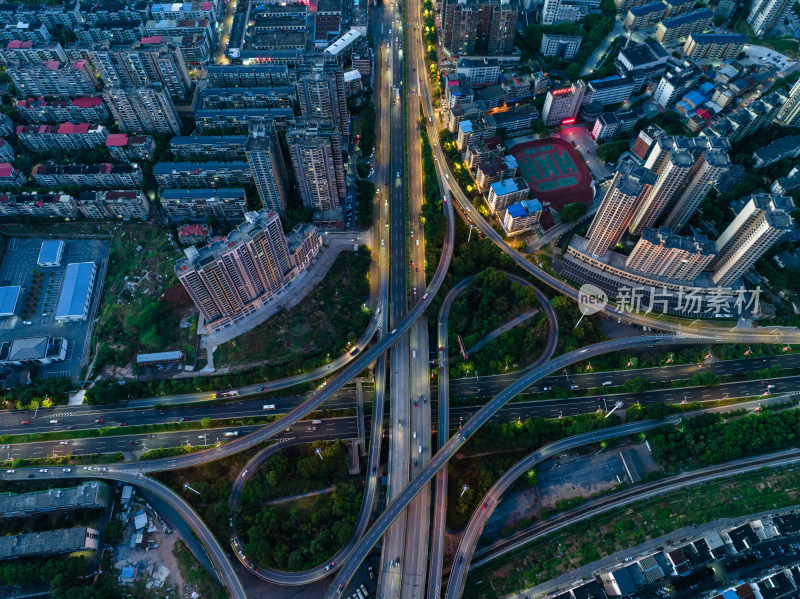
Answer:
560, 202, 588, 222
596, 140, 630, 164
201, 417, 211, 428
105, 519, 124, 543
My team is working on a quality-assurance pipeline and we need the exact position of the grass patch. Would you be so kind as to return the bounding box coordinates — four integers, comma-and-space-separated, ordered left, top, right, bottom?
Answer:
173, 540, 226, 599
0, 453, 124, 469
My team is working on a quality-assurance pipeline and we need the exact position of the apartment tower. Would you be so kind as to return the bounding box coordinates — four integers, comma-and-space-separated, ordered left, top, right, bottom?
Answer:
628, 150, 694, 234
712, 194, 795, 286
104, 85, 182, 135
584, 163, 656, 257
246, 123, 287, 213
286, 119, 345, 211
175, 210, 295, 329
662, 149, 731, 232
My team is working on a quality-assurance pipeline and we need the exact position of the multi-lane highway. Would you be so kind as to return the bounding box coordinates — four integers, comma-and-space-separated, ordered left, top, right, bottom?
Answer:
381, 0, 414, 594
428, 272, 559, 599
6, 352, 800, 439
402, 4, 436, 596
324, 334, 719, 597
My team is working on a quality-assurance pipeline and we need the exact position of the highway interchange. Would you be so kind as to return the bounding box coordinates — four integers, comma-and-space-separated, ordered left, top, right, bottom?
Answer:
9, 2, 800, 599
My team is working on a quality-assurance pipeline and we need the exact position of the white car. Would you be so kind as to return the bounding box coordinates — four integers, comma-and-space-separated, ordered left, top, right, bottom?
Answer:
39, 469, 48, 473
412, 350, 416, 358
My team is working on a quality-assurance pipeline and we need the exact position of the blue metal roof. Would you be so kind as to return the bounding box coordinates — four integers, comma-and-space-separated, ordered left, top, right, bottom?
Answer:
0, 286, 20, 316
490, 178, 518, 196
506, 203, 526, 217
37, 240, 64, 266
55, 262, 95, 320
683, 90, 706, 105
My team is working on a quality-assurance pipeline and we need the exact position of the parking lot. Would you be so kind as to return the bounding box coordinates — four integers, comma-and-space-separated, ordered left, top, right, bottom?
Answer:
536, 449, 630, 508
0, 237, 110, 380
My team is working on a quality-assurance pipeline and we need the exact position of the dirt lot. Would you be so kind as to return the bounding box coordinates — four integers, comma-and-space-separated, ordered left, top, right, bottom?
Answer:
112, 499, 184, 596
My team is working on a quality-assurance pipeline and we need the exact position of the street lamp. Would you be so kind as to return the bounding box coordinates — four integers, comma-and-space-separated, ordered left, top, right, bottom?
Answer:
315, 448, 324, 461
460, 484, 469, 497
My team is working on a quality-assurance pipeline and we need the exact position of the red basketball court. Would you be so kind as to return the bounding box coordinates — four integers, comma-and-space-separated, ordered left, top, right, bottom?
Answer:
510, 137, 593, 212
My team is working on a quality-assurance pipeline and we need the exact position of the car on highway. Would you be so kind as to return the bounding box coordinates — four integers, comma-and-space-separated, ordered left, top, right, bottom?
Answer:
259, 386, 269, 392
412, 350, 416, 358
21, 420, 30, 425
59, 440, 69, 445
307, 426, 317, 431
6, 469, 14, 474
570, 384, 579, 390
95, 418, 104, 424
542, 386, 552, 391
413, 287, 417, 294
62, 468, 71, 473
39, 469, 48, 473
179, 417, 189, 422
49, 420, 58, 424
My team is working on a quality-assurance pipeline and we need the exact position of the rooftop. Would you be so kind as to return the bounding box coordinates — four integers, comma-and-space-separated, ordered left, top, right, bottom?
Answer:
55, 262, 95, 320
0, 286, 20, 316
37, 239, 63, 266
6, 337, 49, 361
660, 8, 713, 28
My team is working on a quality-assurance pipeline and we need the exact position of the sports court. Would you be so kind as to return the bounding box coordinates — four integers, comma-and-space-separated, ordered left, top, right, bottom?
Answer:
510, 137, 593, 211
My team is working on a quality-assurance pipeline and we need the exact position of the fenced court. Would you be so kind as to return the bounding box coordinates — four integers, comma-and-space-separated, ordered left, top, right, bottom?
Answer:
510, 137, 593, 211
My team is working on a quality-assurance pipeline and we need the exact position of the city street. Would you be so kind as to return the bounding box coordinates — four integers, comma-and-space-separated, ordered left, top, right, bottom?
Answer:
559, 125, 613, 181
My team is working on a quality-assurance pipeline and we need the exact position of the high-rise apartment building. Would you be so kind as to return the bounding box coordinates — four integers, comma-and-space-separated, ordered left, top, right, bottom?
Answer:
104, 85, 182, 135
442, 0, 519, 56
747, 0, 790, 36
90, 40, 193, 101
175, 210, 320, 332
662, 149, 731, 232
629, 150, 694, 234
778, 78, 800, 126
541, 80, 586, 125
7, 59, 99, 97
712, 194, 795, 286
286, 119, 345, 211
246, 123, 287, 214
296, 60, 350, 139
15, 97, 109, 125
625, 226, 716, 281
584, 163, 656, 257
